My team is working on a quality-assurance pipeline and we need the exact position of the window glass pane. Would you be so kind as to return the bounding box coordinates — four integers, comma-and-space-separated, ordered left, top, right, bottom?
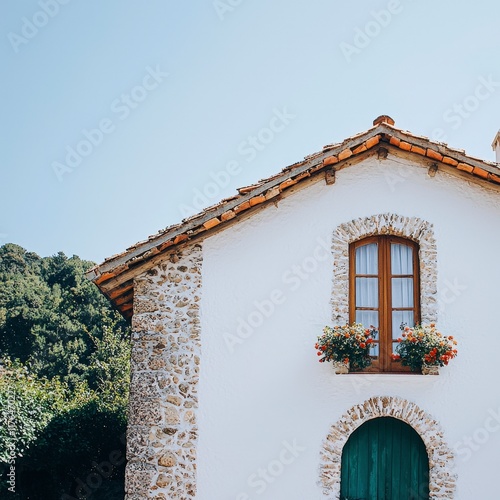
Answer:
392, 341, 399, 355
356, 243, 378, 274
355, 311, 379, 357
355, 310, 379, 330
356, 278, 378, 307
392, 278, 414, 308
391, 243, 413, 275
392, 311, 414, 340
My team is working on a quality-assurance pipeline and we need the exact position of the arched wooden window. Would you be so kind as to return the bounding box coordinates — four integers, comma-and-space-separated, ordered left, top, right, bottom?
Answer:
349, 236, 420, 372
340, 417, 429, 499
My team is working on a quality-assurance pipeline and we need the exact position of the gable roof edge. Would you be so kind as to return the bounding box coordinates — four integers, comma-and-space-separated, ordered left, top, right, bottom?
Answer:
86, 120, 500, 319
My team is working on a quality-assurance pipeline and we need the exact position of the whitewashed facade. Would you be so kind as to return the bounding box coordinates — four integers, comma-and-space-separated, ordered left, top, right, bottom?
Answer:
88, 118, 500, 499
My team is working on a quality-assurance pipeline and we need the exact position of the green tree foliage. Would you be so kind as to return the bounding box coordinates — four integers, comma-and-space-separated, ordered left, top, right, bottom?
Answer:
0, 361, 67, 463
0, 244, 131, 499
0, 244, 130, 389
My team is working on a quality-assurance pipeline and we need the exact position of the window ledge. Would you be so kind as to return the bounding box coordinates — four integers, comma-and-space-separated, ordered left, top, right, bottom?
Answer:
347, 372, 428, 375
337, 373, 440, 379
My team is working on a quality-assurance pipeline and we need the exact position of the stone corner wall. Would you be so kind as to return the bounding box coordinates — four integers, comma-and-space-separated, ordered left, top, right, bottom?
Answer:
125, 244, 203, 499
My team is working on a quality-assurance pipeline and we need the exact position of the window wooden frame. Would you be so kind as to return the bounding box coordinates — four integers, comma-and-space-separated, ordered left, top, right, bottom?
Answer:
349, 236, 420, 373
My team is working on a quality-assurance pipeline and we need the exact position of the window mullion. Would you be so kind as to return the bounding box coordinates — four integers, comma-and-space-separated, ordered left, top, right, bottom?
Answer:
380, 238, 391, 372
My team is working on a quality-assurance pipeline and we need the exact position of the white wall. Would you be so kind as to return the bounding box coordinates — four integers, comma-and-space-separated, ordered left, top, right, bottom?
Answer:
196, 155, 500, 500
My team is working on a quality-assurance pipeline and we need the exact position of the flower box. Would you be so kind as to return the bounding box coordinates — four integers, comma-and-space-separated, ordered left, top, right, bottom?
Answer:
421, 363, 439, 375
316, 323, 376, 373
332, 360, 350, 374
393, 323, 458, 374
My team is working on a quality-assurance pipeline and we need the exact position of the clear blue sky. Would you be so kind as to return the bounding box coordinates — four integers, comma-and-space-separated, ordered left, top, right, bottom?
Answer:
1, 0, 499, 263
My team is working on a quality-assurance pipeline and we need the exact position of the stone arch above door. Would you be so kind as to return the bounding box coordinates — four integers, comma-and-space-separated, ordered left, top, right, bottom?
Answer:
319, 396, 456, 499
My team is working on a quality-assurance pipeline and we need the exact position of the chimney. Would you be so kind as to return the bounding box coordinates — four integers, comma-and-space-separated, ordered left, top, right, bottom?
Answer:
373, 115, 395, 126
492, 130, 500, 163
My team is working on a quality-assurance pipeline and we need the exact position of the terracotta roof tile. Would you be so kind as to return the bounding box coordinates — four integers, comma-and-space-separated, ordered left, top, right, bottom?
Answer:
238, 184, 261, 194
410, 145, 426, 156
265, 186, 281, 200
490, 173, 500, 184
352, 143, 368, 155
233, 201, 252, 214
173, 234, 189, 245
338, 147, 353, 160
279, 178, 298, 191
203, 218, 221, 230
365, 136, 380, 149
442, 156, 459, 166
158, 241, 174, 251
249, 195, 267, 206
426, 149, 443, 162
472, 166, 489, 179
456, 162, 474, 173
323, 155, 339, 167
220, 210, 236, 221
293, 171, 311, 182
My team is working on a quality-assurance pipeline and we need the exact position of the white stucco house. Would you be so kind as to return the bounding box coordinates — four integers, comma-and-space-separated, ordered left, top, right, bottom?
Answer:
87, 116, 500, 499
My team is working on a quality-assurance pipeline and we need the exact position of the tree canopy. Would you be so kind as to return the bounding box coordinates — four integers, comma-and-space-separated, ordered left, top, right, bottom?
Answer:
0, 244, 130, 499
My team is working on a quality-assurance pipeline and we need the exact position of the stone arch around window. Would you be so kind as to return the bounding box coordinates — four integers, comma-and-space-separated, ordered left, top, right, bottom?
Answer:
319, 396, 456, 499
331, 213, 437, 325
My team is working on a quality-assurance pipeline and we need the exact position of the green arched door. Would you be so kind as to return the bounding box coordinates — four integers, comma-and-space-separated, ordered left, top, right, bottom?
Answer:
340, 417, 429, 500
